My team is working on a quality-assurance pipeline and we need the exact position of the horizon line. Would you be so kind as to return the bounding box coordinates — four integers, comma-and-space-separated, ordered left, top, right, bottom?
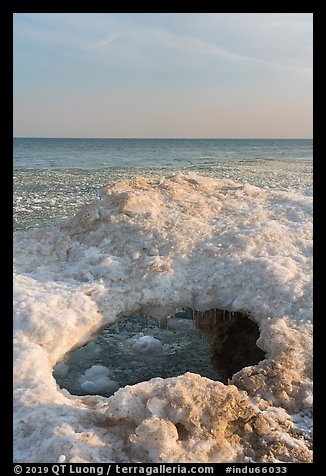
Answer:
13, 136, 313, 140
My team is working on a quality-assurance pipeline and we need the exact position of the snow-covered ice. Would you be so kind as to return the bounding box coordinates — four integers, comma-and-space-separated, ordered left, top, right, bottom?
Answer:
13, 173, 313, 463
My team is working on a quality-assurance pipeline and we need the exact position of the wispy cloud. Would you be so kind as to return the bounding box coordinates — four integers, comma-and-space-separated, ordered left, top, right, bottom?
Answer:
144, 27, 312, 74
85, 21, 312, 74
86, 35, 118, 50
14, 14, 312, 74
14, 13, 312, 138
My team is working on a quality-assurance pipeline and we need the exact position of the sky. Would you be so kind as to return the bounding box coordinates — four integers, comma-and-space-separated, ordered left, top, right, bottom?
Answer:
13, 13, 313, 138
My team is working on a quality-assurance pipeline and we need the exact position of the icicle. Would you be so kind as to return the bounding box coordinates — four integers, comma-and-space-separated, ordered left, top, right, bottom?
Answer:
159, 316, 168, 330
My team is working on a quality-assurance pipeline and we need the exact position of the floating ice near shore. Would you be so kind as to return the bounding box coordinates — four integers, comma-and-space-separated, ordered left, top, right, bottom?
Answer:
79, 365, 119, 395
53, 311, 224, 396
13, 173, 313, 463
130, 335, 163, 354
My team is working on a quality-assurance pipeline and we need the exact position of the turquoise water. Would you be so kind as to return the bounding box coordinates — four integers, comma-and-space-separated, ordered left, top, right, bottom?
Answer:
14, 138, 312, 169
13, 138, 313, 231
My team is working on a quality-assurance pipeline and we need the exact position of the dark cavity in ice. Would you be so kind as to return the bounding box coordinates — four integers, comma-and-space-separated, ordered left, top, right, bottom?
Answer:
193, 309, 266, 382
53, 309, 265, 397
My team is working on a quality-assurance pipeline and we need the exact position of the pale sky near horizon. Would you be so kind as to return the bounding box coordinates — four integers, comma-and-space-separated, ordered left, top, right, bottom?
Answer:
13, 13, 313, 138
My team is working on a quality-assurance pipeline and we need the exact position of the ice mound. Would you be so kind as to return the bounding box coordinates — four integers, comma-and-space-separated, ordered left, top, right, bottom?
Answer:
13, 173, 313, 463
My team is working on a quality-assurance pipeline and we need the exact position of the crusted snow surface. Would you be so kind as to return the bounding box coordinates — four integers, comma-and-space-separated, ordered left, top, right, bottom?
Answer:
13, 173, 313, 463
